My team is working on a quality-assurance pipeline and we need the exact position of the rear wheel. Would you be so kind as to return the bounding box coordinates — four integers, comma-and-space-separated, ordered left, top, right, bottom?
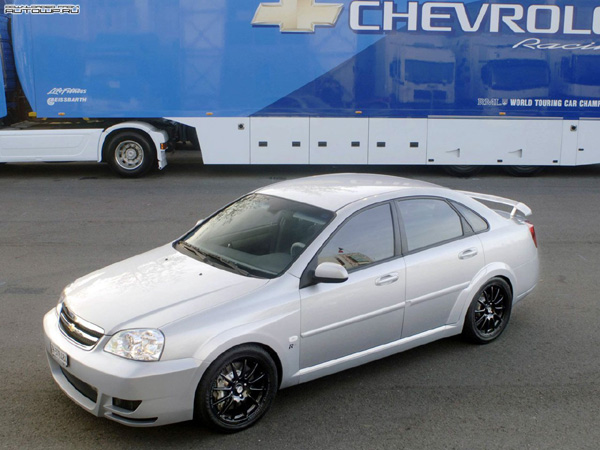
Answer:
104, 131, 156, 178
504, 166, 543, 177
444, 165, 483, 177
463, 278, 512, 344
195, 345, 278, 433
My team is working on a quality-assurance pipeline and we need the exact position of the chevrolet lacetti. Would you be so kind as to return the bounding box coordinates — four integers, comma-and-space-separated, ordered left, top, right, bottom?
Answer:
43, 174, 539, 432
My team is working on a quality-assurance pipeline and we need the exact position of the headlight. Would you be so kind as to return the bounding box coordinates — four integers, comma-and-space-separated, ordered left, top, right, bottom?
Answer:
104, 329, 165, 361
56, 288, 67, 314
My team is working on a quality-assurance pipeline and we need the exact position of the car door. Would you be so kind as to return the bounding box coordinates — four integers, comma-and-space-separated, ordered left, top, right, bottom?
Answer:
299, 203, 406, 369
396, 198, 485, 338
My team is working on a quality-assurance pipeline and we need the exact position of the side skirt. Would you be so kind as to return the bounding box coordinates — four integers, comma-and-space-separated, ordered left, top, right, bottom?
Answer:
291, 324, 460, 385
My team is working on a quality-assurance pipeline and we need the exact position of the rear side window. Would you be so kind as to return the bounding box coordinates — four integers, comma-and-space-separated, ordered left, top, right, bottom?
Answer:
397, 198, 463, 252
451, 202, 489, 233
317, 204, 395, 271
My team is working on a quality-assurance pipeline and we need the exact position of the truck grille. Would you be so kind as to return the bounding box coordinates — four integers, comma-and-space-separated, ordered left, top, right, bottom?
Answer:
58, 304, 104, 349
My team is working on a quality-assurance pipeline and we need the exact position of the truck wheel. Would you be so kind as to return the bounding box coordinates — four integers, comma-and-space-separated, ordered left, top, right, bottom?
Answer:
443, 165, 483, 177
504, 166, 543, 177
104, 131, 156, 178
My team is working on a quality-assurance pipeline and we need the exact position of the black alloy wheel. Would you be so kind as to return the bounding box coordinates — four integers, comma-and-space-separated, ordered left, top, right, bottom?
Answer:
196, 345, 278, 433
463, 278, 512, 344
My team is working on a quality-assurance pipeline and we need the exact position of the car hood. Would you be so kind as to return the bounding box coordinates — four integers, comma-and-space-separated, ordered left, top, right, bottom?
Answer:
62, 244, 269, 335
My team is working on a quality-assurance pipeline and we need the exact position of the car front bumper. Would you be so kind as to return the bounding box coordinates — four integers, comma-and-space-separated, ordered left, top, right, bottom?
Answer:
43, 308, 201, 427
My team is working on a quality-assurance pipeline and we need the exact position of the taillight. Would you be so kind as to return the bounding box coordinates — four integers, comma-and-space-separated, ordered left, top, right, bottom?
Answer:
526, 221, 537, 248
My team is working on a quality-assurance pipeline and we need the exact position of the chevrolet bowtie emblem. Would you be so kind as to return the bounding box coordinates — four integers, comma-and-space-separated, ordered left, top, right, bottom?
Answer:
252, 0, 343, 33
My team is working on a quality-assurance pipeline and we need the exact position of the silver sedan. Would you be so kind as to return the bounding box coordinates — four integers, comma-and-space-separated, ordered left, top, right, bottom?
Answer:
43, 173, 539, 432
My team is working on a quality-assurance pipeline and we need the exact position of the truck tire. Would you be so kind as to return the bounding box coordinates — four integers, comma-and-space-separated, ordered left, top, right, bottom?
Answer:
104, 131, 156, 178
443, 165, 483, 177
504, 166, 543, 177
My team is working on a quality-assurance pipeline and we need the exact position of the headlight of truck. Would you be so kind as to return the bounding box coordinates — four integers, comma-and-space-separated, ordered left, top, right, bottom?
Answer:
104, 329, 165, 361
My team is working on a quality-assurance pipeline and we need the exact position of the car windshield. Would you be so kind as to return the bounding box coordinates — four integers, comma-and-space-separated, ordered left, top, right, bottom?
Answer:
177, 194, 334, 278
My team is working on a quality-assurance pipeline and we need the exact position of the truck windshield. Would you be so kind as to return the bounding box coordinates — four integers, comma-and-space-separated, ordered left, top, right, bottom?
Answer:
482, 59, 550, 91
405, 60, 455, 85
564, 56, 600, 86
177, 194, 334, 278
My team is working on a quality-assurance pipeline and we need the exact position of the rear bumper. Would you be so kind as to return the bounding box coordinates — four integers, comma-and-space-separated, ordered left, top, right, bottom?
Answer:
514, 253, 540, 304
43, 309, 201, 427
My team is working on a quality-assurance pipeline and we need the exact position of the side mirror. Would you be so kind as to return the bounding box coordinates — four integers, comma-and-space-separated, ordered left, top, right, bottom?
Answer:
195, 219, 204, 227
314, 262, 348, 284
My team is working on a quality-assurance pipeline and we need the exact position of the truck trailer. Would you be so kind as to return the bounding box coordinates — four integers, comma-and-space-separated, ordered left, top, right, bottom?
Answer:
1, 0, 600, 177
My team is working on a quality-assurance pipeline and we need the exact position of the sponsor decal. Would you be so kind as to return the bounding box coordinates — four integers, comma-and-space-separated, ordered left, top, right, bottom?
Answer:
513, 38, 600, 51
478, 98, 600, 109
252, 1, 600, 50
348, 2, 600, 35
47, 88, 86, 95
47, 87, 87, 106
252, 0, 343, 32
4, 4, 80, 14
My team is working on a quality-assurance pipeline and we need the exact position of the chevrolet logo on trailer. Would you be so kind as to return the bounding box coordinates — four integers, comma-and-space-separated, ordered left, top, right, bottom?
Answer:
252, 0, 343, 32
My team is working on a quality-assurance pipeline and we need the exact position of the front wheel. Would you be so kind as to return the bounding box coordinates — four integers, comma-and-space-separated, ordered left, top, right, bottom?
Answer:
195, 345, 278, 433
104, 131, 156, 178
463, 278, 512, 344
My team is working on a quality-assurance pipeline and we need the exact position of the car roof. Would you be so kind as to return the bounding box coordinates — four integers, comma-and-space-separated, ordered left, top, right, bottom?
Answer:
257, 173, 442, 211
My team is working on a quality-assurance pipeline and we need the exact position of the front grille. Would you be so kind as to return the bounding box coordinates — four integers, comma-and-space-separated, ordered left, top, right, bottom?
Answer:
414, 90, 448, 102
58, 304, 104, 349
61, 368, 98, 403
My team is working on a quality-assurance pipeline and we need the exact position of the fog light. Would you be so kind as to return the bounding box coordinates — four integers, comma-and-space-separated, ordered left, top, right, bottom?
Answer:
112, 398, 142, 412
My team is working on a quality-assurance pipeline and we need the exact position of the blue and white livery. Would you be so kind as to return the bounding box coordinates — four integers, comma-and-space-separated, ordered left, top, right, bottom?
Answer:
1, 0, 600, 173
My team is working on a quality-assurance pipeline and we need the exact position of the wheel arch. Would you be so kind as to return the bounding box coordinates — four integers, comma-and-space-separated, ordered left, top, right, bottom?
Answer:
495, 275, 514, 297
197, 341, 284, 390
450, 263, 517, 329
255, 342, 284, 389
192, 329, 293, 394
192, 341, 283, 431
191, 339, 285, 424
99, 121, 168, 169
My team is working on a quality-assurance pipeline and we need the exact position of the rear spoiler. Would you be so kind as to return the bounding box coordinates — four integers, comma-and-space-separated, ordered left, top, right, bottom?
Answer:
458, 191, 532, 218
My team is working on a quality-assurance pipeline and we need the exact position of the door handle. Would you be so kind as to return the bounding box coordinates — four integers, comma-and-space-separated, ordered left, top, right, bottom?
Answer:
458, 248, 478, 260
375, 273, 399, 286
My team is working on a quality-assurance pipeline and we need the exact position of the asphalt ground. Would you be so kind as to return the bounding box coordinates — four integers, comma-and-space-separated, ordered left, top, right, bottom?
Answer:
1, 154, 599, 449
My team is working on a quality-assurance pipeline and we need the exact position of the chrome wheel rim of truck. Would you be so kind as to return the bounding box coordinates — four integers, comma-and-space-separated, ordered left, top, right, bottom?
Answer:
115, 140, 144, 170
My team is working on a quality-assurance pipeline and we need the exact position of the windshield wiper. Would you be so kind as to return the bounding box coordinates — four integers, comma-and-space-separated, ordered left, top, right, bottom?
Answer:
176, 240, 206, 259
203, 251, 251, 277
175, 240, 251, 277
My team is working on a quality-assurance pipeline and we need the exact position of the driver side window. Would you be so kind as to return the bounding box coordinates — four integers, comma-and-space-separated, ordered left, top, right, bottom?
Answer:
317, 204, 395, 271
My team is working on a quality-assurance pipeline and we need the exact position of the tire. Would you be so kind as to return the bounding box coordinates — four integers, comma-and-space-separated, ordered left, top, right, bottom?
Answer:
504, 166, 543, 177
104, 130, 156, 178
195, 345, 278, 433
463, 278, 512, 344
443, 165, 484, 177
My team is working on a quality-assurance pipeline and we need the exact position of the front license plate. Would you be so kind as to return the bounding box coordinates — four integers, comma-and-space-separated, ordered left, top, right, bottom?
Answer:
50, 342, 69, 368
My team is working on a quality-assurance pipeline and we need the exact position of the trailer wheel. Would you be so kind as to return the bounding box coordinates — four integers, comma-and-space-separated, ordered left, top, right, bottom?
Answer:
504, 166, 543, 177
104, 131, 156, 178
443, 165, 483, 177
